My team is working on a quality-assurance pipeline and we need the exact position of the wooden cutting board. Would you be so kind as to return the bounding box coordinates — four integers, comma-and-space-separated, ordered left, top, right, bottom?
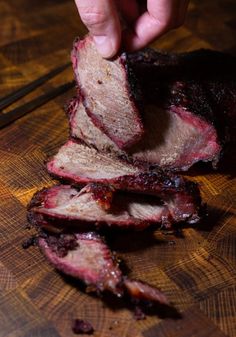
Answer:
0, 1, 235, 336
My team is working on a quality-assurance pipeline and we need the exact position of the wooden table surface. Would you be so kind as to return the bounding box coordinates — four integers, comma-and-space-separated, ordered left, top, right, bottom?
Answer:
0, 1, 235, 336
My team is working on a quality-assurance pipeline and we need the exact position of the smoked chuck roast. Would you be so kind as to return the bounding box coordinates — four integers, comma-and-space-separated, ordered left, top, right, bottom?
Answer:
27, 35, 235, 308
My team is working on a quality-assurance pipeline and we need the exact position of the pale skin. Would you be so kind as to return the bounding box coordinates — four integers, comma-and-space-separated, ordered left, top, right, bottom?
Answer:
74, 0, 189, 58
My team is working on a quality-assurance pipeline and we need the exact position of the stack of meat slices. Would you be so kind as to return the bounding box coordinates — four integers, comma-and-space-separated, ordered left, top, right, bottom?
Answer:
69, 40, 236, 170
27, 35, 235, 309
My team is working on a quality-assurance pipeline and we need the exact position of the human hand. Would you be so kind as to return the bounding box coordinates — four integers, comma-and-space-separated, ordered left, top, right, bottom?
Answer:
74, 0, 189, 58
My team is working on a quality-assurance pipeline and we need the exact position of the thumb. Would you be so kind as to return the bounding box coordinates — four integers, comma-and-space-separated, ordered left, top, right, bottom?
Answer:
75, 0, 121, 58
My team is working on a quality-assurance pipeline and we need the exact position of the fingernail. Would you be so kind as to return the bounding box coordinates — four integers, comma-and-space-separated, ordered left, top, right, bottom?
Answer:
93, 36, 115, 58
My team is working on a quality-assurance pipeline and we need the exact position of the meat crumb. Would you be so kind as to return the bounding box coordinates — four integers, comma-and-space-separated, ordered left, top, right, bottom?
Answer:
22, 236, 37, 249
134, 306, 146, 320
72, 319, 94, 335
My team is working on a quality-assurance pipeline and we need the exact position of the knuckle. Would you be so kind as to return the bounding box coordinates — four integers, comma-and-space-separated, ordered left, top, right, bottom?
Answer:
157, 19, 170, 31
151, 15, 171, 32
80, 10, 108, 28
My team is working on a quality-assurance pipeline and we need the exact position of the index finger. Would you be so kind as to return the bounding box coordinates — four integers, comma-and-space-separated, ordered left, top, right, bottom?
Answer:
74, 0, 121, 58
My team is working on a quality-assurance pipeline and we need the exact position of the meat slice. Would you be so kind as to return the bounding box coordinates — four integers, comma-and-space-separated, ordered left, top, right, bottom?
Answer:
28, 180, 201, 232
67, 97, 121, 154
47, 140, 190, 194
123, 279, 168, 304
28, 184, 173, 231
38, 231, 169, 305
71, 35, 144, 149
38, 231, 123, 295
47, 139, 140, 182
46, 140, 202, 225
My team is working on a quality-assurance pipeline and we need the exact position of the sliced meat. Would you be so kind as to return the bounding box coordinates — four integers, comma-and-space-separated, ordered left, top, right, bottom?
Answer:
38, 231, 123, 295
71, 35, 144, 149
28, 184, 172, 231
123, 278, 168, 304
47, 139, 140, 182
67, 97, 121, 154
46, 140, 191, 194
69, 48, 235, 171
28, 182, 201, 232
38, 231, 169, 305
67, 95, 221, 171
46, 141, 202, 225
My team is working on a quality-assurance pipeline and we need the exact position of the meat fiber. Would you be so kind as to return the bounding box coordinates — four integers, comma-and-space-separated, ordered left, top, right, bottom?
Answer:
28, 183, 199, 232
38, 231, 169, 305
67, 97, 121, 154
47, 139, 140, 182
69, 48, 236, 171
71, 35, 144, 149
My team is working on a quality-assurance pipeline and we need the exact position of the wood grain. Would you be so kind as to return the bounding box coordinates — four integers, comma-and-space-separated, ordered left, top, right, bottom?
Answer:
0, 0, 235, 336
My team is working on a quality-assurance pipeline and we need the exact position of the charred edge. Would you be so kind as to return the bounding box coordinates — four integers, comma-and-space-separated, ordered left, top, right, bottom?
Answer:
120, 53, 145, 148
47, 159, 200, 200
22, 236, 38, 249
27, 211, 60, 232
202, 81, 234, 149
47, 169, 189, 196
116, 171, 187, 193
128, 48, 236, 81
43, 232, 79, 258
167, 81, 217, 124
129, 48, 235, 148
27, 188, 49, 210
85, 183, 115, 210
71, 36, 81, 85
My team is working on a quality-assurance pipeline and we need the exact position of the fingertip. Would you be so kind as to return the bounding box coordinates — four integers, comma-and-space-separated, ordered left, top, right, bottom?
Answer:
93, 36, 114, 58
93, 31, 121, 58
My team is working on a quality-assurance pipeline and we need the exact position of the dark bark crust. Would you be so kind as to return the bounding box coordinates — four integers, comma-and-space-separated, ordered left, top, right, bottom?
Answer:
128, 48, 236, 147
